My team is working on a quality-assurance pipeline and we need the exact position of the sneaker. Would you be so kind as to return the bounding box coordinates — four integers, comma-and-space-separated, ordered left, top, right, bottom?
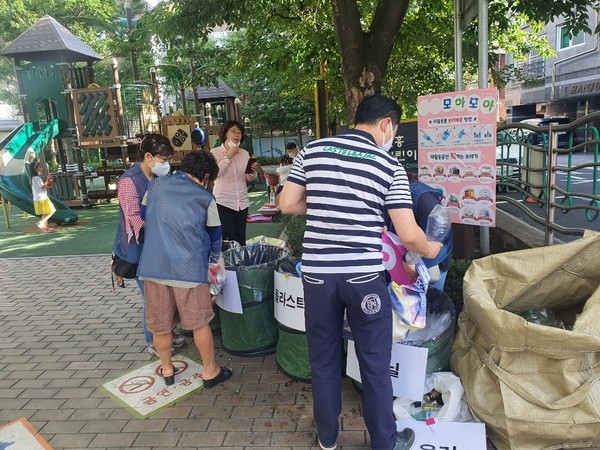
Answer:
146, 345, 175, 358
393, 428, 416, 450
315, 429, 337, 450
172, 333, 187, 348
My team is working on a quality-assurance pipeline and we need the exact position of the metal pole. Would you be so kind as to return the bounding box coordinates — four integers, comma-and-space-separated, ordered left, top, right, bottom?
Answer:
545, 128, 557, 245
454, 0, 463, 91
452, 0, 475, 260
478, 0, 490, 256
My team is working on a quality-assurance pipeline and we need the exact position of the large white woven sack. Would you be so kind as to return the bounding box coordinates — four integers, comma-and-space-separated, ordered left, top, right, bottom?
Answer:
451, 232, 600, 450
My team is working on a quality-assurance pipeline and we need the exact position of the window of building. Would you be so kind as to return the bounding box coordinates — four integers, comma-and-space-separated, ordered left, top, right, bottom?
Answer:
557, 25, 585, 50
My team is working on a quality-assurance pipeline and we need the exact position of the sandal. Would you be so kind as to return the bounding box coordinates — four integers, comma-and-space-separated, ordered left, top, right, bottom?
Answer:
201, 366, 233, 389
159, 365, 182, 386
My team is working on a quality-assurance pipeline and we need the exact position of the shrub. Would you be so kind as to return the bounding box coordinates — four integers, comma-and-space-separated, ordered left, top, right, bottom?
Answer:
281, 214, 306, 257
445, 259, 472, 317
257, 156, 280, 167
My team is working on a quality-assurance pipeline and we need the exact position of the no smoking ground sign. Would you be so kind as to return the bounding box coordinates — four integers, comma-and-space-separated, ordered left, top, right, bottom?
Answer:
101, 355, 205, 418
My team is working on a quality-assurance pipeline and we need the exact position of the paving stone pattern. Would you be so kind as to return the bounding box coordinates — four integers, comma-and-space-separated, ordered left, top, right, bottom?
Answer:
0, 255, 507, 450
0, 255, 372, 449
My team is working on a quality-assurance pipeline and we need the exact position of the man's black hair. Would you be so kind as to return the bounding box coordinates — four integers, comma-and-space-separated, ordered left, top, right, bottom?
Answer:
354, 93, 402, 126
280, 155, 293, 165
180, 151, 219, 182
285, 142, 298, 150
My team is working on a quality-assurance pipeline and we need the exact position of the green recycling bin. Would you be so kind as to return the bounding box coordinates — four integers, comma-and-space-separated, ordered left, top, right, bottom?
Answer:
276, 327, 311, 382
219, 244, 290, 356
402, 287, 456, 374
273, 268, 312, 381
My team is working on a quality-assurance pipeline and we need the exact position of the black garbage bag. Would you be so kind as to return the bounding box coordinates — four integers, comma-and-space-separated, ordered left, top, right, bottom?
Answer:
219, 243, 291, 356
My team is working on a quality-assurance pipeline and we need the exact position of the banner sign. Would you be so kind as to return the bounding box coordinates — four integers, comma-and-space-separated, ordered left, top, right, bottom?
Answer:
417, 88, 498, 226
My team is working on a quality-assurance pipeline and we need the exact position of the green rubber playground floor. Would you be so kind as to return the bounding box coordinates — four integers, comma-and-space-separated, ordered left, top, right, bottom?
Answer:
0, 182, 284, 258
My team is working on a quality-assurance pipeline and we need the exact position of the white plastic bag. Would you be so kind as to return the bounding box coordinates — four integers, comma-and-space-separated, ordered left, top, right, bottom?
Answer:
393, 371, 474, 423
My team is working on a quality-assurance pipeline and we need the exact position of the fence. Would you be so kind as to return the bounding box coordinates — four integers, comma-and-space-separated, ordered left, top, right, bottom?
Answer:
496, 111, 600, 245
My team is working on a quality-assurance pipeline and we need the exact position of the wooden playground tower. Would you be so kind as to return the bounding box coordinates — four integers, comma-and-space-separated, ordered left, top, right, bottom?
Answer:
1, 15, 237, 208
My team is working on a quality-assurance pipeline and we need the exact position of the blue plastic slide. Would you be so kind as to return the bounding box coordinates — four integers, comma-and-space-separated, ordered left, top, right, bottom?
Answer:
0, 120, 78, 224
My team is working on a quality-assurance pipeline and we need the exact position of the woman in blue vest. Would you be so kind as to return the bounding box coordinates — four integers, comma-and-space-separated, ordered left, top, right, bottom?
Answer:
137, 151, 232, 388
112, 133, 185, 356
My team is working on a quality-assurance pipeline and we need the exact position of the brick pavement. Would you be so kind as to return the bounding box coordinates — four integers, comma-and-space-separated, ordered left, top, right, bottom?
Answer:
0, 255, 376, 450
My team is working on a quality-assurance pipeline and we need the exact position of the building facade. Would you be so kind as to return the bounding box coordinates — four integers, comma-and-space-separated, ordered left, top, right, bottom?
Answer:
504, 6, 600, 123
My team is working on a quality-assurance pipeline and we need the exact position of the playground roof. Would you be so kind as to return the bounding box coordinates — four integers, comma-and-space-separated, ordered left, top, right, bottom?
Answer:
1, 15, 102, 63
188, 79, 239, 102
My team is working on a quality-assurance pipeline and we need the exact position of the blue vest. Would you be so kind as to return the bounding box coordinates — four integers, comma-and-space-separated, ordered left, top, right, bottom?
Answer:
137, 173, 214, 284
113, 163, 148, 263
410, 181, 453, 269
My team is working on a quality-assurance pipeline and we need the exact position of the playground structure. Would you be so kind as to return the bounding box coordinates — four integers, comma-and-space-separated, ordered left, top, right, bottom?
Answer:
0, 15, 242, 225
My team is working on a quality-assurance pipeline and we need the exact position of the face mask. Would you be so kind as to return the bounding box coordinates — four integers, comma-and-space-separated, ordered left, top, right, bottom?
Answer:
151, 156, 170, 177
381, 122, 394, 152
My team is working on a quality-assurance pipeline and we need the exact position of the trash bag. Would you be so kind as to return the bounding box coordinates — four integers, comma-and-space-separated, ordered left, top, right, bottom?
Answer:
451, 231, 600, 450
219, 243, 291, 356
403, 288, 456, 374
393, 371, 474, 423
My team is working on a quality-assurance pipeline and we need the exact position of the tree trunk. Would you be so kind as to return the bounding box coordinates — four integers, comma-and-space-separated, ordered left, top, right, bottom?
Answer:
331, 0, 410, 122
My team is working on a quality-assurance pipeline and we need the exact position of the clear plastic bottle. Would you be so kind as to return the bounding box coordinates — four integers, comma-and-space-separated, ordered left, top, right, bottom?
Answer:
522, 307, 566, 329
405, 204, 451, 264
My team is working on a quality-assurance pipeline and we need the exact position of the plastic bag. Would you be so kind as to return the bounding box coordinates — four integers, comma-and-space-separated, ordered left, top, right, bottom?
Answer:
246, 235, 289, 249
222, 243, 291, 270
208, 256, 226, 303
403, 311, 453, 343
390, 260, 431, 342
393, 372, 474, 423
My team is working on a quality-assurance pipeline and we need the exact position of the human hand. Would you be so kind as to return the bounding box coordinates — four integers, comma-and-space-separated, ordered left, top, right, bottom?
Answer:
250, 162, 258, 172
225, 140, 240, 157
402, 261, 418, 283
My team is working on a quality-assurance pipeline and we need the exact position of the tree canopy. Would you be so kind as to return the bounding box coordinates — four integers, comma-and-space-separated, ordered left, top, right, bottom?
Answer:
0, 0, 149, 106
143, 0, 600, 123
1, 0, 598, 127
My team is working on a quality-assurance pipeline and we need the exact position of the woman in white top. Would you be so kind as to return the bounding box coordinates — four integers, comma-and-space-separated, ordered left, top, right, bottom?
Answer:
210, 120, 258, 247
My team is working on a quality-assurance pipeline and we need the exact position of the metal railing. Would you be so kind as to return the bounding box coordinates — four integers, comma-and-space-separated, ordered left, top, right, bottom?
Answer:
496, 111, 600, 245
516, 57, 546, 80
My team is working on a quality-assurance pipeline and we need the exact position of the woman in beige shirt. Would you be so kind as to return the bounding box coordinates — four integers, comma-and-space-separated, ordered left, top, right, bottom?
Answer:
210, 120, 258, 247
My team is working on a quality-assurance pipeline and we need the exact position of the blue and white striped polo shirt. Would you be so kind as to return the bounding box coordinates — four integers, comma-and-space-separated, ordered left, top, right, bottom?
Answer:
287, 129, 412, 275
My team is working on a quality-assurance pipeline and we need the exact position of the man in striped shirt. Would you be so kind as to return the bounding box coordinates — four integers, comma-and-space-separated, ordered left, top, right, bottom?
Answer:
280, 94, 442, 450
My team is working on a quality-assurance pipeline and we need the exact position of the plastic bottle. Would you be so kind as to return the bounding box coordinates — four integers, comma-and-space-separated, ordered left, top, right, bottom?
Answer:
405, 204, 452, 264
522, 307, 565, 329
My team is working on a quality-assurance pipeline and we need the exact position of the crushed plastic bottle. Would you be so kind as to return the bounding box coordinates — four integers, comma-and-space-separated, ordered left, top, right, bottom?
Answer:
405, 204, 452, 264
522, 307, 566, 329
